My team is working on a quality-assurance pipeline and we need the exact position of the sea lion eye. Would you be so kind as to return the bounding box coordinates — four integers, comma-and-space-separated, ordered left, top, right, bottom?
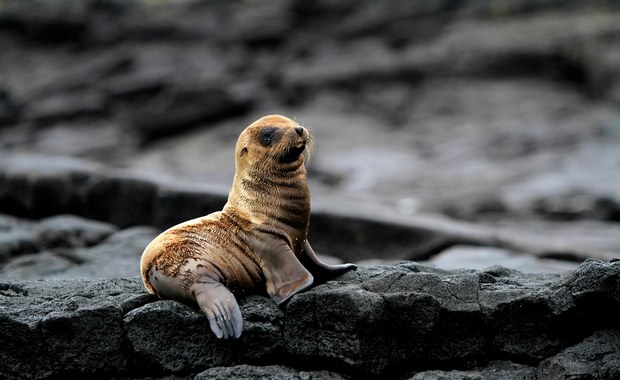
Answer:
260, 128, 277, 146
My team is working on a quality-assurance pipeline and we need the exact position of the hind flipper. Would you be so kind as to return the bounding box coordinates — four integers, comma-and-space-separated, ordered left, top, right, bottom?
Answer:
300, 241, 357, 283
191, 277, 243, 339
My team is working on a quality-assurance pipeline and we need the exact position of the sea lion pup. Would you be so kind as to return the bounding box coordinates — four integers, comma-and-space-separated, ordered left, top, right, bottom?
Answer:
140, 115, 357, 339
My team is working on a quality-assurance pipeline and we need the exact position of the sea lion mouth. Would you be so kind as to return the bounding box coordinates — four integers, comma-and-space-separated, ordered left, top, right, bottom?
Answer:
280, 142, 306, 163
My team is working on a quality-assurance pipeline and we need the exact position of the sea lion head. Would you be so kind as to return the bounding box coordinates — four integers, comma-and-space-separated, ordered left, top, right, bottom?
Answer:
235, 115, 313, 172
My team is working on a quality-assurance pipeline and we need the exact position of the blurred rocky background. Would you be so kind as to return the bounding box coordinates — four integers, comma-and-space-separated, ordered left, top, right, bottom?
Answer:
2, 0, 620, 274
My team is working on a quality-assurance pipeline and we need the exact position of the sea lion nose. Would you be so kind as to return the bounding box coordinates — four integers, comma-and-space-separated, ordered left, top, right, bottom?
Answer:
295, 126, 304, 136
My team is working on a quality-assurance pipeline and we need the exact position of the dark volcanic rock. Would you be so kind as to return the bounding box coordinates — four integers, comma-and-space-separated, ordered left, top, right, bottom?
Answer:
0, 155, 103, 218
0, 261, 620, 379
0, 0, 89, 42
125, 295, 284, 375
537, 329, 620, 380
0, 228, 38, 263
50, 226, 158, 279
1, 153, 618, 268
532, 190, 620, 222
36, 214, 118, 248
0, 251, 74, 279
0, 88, 19, 126
195, 364, 347, 380
0, 215, 38, 263
216, 0, 293, 45
1, 261, 619, 379
309, 210, 490, 262
25, 90, 108, 124
0, 216, 155, 280
0, 278, 143, 380
84, 175, 158, 228
411, 361, 536, 380
125, 300, 236, 374
128, 80, 254, 141
153, 184, 227, 229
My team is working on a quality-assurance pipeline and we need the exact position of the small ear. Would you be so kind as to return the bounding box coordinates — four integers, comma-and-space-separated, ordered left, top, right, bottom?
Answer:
239, 147, 248, 157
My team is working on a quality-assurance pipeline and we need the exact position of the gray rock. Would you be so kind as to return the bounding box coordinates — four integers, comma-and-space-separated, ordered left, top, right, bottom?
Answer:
423, 245, 579, 274
100, 71, 166, 101
0, 228, 39, 263
0, 88, 19, 126
309, 209, 490, 263
216, 0, 292, 45
1, 153, 619, 267
235, 295, 285, 362
125, 300, 234, 374
154, 184, 227, 229
410, 361, 536, 380
25, 90, 108, 124
0, 213, 32, 230
36, 214, 118, 248
537, 329, 620, 380
0, 154, 104, 218
0, 214, 39, 264
0, 277, 144, 379
532, 191, 620, 222
1, 261, 619, 379
14, 46, 132, 99
480, 285, 570, 359
0, 251, 73, 280
124, 295, 283, 374
280, 38, 411, 96
485, 218, 620, 262
129, 80, 253, 141
0, 0, 89, 42
283, 265, 488, 375
50, 226, 158, 279
0, 222, 157, 280
84, 175, 158, 228
195, 364, 348, 380
560, 258, 620, 303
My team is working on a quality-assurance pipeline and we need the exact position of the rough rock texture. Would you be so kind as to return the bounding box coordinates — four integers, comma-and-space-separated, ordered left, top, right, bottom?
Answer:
195, 364, 347, 380
536, 329, 620, 380
0, 212, 159, 280
411, 361, 537, 380
1, 260, 618, 379
0, 278, 145, 380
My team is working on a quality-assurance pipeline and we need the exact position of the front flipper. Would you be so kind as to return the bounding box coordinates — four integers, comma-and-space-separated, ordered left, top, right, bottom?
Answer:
254, 236, 313, 305
191, 276, 243, 339
300, 241, 357, 283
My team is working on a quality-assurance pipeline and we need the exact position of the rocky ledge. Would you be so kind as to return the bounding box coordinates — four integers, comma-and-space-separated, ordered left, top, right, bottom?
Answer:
1, 259, 619, 379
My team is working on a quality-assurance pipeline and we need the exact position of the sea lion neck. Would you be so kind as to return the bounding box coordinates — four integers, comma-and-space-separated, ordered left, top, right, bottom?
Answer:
224, 161, 311, 247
